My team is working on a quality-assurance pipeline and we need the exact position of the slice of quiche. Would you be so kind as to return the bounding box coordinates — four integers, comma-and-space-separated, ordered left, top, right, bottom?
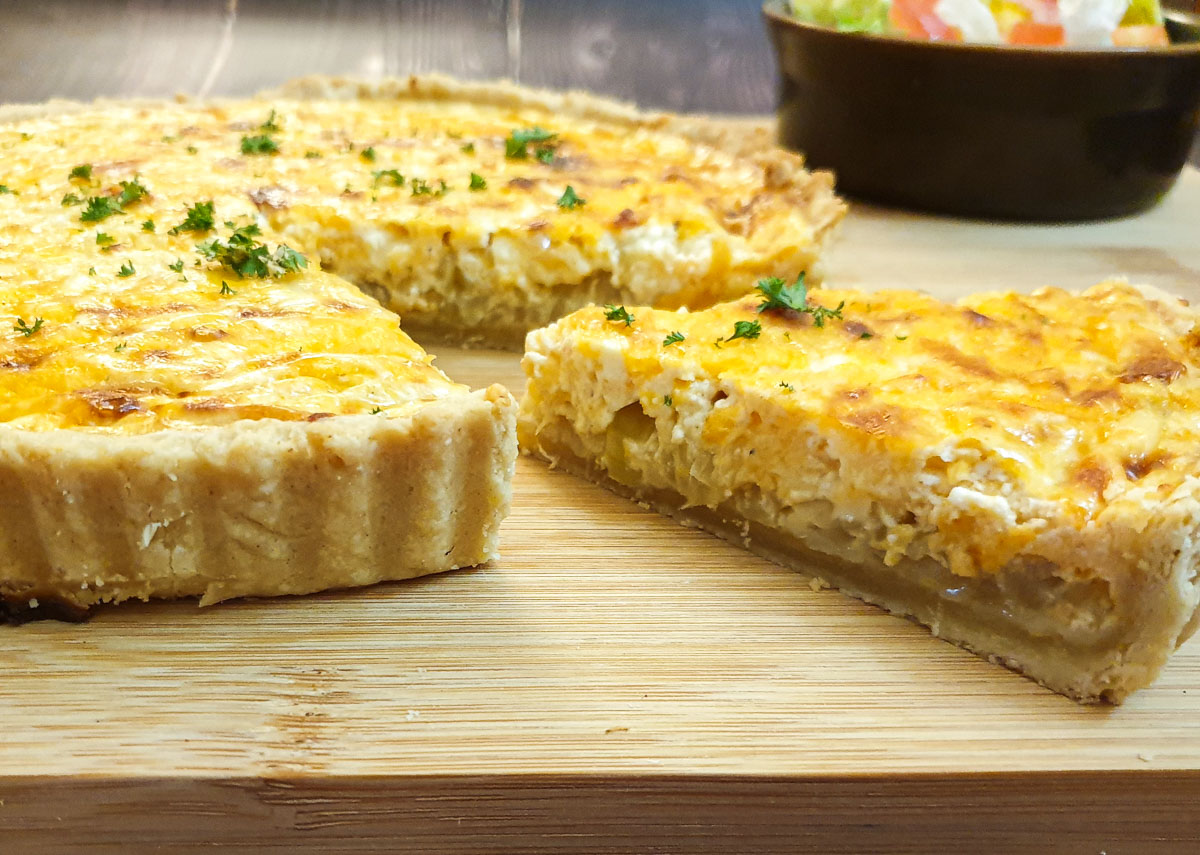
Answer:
519, 279, 1200, 703
0, 173, 515, 622
3, 75, 843, 350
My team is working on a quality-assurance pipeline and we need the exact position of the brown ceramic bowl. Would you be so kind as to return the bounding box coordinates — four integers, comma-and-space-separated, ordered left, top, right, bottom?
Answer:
764, 2, 1200, 220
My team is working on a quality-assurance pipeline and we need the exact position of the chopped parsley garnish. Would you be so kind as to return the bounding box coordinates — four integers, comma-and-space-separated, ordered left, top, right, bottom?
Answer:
117, 259, 136, 278
360, 146, 377, 163
196, 221, 307, 279
369, 406, 383, 415
725, 319, 761, 342
69, 164, 93, 182
410, 178, 448, 197
95, 232, 115, 247
80, 195, 122, 223
372, 169, 404, 187
117, 178, 149, 207
142, 219, 155, 232
896, 334, 908, 341
240, 134, 279, 155
13, 317, 43, 337
219, 281, 237, 296
260, 109, 281, 132
169, 200, 215, 234
114, 342, 127, 352
304, 150, 323, 159
87, 267, 96, 276
168, 259, 184, 273
0, 185, 15, 195
61, 193, 83, 207
186, 145, 199, 155
536, 148, 556, 165
556, 185, 586, 210
603, 304, 635, 327
779, 381, 795, 392
461, 142, 476, 155
663, 330, 685, 346
755, 274, 808, 313
469, 172, 487, 191
663, 395, 673, 407
754, 273, 844, 327
860, 331, 872, 339
505, 127, 557, 160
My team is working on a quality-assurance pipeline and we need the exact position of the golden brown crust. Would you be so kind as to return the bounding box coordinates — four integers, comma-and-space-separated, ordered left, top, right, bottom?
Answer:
0, 385, 516, 619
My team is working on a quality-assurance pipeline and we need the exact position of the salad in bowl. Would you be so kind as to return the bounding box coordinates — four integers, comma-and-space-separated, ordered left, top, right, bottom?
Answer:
785, 0, 1169, 46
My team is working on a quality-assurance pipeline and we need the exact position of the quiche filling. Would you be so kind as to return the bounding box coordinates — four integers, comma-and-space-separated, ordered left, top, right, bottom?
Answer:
519, 281, 1200, 702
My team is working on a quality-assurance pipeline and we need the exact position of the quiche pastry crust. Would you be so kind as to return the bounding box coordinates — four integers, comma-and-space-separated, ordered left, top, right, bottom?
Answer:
1, 386, 515, 620
518, 281, 1200, 703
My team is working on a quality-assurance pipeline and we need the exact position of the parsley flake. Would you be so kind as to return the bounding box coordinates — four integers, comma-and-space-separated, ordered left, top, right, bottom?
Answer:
360, 146, 377, 163
117, 259, 136, 278
372, 169, 404, 187
240, 134, 279, 155
196, 221, 307, 279
186, 145, 199, 155
369, 406, 383, 415
80, 195, 122, 223
260, 109, 281, 132
754, 273, 844, 328
469, 172, 487, 191
304, 150, 323, 159
505, 127, 557, 160
14, 317, 43, 337
410, 178, 448, 197
726, 320, 761, 342
603, 304, 635, 327
556, 185, 586, 210
95, 232, 115, 247
0, 185, 15, 195
461, 142, 476, 155
896, 334, 908, 341
663, 331, 685, 346
663, 395, 673, 407
69, 164, 93, 182
219, 281, 236, 296
114, 342, 127, 352
168, 259, 184, 273
61, 193, 83, 207
142, 219, 155, 232
169, 200, 215, 235
117, 178, 149, 207
779, 381, 795, 392
13, 317, 43, 336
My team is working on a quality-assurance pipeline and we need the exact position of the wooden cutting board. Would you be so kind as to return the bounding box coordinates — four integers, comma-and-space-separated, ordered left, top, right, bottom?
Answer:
4, 170, 1200, 855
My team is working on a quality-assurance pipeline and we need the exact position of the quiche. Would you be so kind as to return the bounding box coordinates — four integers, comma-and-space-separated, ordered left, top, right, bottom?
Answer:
0, 75, 842, 620
3, 75, 843, 349
518, 279, 1200, 702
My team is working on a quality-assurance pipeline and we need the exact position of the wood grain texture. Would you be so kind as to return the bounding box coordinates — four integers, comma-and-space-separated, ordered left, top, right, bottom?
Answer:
2, 168, 1200, 851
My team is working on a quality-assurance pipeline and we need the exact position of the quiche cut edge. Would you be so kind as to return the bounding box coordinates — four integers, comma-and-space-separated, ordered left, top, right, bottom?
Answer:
516, 284, 1200, 704
0, 385, 516, 622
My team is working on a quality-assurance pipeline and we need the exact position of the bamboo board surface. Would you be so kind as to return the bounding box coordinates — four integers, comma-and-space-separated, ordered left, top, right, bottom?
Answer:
3, 170, 1200, 854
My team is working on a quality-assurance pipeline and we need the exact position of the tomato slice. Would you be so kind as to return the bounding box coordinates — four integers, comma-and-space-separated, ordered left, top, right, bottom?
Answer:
1111, 25, 1170, 47
1008, 21, 1065, 45
889, 0, 962, 41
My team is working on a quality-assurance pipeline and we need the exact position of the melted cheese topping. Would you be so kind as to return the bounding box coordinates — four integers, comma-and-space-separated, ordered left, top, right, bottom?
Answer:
1, 95, 826, 431
523, 282, 1200, 573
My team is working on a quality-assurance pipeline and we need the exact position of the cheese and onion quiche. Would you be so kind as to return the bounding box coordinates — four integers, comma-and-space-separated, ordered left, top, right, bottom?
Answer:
519, 279, 1200, 703
0, 75, 841, 619
4, 75, 843, 349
